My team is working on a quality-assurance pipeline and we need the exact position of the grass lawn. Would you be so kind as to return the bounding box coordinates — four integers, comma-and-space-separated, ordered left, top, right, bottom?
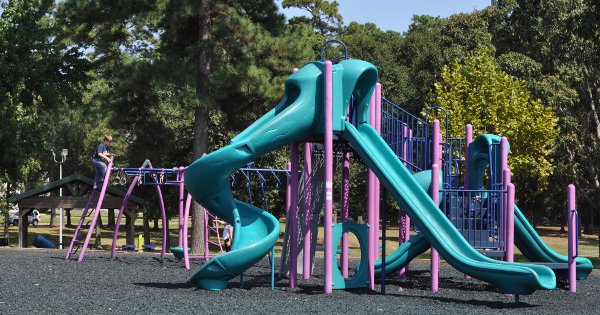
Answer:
3, 211, 599, 268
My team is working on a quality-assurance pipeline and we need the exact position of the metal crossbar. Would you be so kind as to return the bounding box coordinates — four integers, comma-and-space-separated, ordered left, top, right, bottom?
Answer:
113, 167, 184, 186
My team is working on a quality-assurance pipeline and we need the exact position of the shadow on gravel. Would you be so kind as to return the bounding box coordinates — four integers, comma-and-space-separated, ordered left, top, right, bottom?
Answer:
133, 282, 196, 289
389, 294, 538, 309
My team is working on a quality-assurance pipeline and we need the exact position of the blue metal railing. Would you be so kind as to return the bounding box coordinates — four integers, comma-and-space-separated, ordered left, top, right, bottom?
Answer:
441, 189, 505, 249
443, 137, 466, 189
381, 98, 430, 172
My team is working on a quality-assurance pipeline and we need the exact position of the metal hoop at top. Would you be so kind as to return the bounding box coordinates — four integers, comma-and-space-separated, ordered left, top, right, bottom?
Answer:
320, 39, 349, 63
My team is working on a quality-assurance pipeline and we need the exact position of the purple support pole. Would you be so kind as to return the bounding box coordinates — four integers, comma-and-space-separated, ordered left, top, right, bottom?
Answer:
431, 120, 441, 291
506, 182, 515, 263
433, 120, 442, 165
203, 206, 209, 262
368, 92, 377, 289
304, 142, 313, 279
286, 162, 292, 214
179, 167, 185, 247
374, 83, 382, 260
430, 164, 440, 292
323, 60, 334, 294
66, 190, 97, 260
568, 184, 577, 293
399, 125, 411, 277
111, 175, 140, 259
183, 194, 192, 269
289, 143, 299, 288
465, 124, 473, 189
341, 150, 350, 278
500, 137, 508, 248
464, 125, 474, 280
78, 161, 113, 262
503, 168, 511, 259
153, 182, 168, 258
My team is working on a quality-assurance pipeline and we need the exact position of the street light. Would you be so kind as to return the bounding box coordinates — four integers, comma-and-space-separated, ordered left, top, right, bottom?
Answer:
52, 149, 68, 249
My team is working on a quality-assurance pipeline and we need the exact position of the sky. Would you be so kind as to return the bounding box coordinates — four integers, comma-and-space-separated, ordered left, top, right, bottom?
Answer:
278, 0, 492, 33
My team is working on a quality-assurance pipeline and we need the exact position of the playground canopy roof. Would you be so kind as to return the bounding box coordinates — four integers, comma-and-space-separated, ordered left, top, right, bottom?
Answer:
8, 173, 145, 209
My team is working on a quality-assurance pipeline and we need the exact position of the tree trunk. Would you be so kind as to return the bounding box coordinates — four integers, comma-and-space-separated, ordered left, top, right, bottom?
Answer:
50, 208, 56, 227
153, 217, 159, 231
3, 182, 10, 238
190, 0, 212, 256
95, 221, 102, 249
66, 209, 72, 228
191, 106, 209, 255
107, 208, 115, 228
143, 208, 150, 245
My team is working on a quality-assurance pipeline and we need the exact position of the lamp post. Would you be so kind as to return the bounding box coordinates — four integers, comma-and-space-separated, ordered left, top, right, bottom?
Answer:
52, 149, 68, 249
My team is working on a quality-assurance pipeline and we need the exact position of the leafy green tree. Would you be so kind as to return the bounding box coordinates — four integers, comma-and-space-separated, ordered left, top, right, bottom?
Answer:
426, 48, 559, 211
283, 0, 343, 37
1, 0, 89, 235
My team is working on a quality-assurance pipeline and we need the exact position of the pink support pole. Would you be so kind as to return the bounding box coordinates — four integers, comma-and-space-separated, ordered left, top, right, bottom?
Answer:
433, 120, 441, 165
430, 164, 440, 292
203, 206, 209, 262
506, 183, 515, 263
178, 167, 185, 247
66, 190, 96, 260
399, 125, 411, 277
374, 83, 382, 260
368, 92, 377, 289
286, 162, 291, 214
183, 194, 192, 269
154, 182, 168, 258
503, 168, 511, 258
304, 142, 313, 279
431, 121, 441, 291
568, 184, 577, 293
78, 161, 113, 263
289, 143, 299, 288
464, 124, 473, 189
341, 150, 350, 278
323, 60, 334, 294
111, 175, 140, 259
500, 137, 509, 245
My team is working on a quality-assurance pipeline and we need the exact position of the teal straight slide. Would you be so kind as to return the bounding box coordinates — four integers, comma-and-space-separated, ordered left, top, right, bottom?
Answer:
467, 134, 592, 280
374, 234, 429, 278
514, 204, 593, 279
342, 121, 556, 295
373, 170, 440, 278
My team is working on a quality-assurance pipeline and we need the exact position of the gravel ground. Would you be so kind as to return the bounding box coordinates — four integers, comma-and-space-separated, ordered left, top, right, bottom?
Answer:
0, 248, 597, 314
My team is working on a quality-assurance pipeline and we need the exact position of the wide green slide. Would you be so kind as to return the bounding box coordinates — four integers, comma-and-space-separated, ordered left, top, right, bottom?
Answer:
467, 134, 592, 280
374, 234, 429, 278
373, 170, 440, 278
342, 121, 556, 294
514, 205, 593, 279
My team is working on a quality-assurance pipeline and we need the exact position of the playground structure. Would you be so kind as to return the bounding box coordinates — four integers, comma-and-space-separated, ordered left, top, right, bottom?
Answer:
57, 40, 592, 298
184, 40, 592, 296
66, 160, 187, 262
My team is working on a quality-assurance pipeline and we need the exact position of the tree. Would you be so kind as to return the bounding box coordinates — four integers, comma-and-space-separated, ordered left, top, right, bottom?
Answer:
426, 48, 559, 212
283, 0, 343, 37
1, 0, 89, 235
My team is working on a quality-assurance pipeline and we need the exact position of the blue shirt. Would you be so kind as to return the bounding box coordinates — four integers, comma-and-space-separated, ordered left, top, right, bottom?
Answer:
94, 143, 109, 160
